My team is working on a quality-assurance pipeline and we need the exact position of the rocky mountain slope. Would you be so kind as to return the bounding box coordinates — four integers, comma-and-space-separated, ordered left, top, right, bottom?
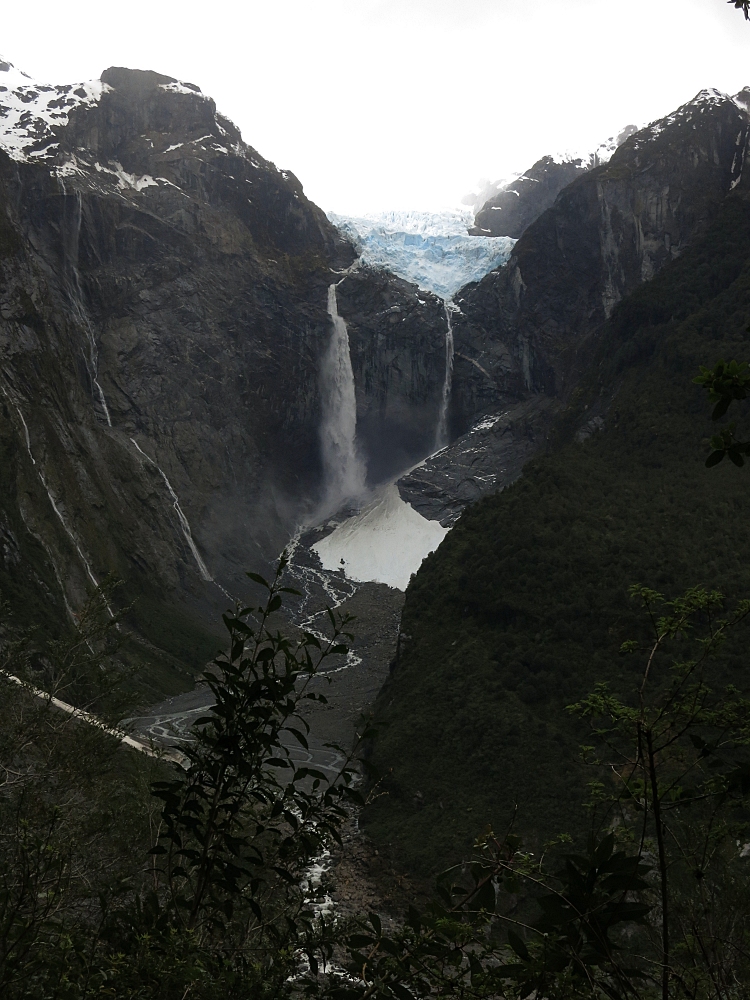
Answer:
400, 89, 750, 525
0, 60, 450, 674
467, 126, 639, 239
367, 183, 750, 881
469, 155, 590, 239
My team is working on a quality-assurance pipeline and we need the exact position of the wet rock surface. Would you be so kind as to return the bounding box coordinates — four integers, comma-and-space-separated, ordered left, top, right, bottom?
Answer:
398, 396, 555, 525
0, 67, 443, 663
334, 267, 447, 483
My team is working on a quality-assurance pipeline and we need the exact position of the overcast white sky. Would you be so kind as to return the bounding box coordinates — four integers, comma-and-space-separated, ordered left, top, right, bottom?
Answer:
3, 0, 750, 214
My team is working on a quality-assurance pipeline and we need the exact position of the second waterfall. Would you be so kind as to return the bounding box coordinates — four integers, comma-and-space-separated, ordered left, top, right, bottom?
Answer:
434, 300, 456, 451
319, 282, 366, 509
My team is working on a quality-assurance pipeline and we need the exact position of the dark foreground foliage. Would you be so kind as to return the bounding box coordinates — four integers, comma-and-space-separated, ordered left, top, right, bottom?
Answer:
0, 562, 365, 998
5, 564, 750, 997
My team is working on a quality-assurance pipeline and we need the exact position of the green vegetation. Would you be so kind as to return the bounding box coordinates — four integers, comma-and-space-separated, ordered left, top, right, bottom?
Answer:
365, 194, 750, 878
0, 564, 364, 998
330, 584, 750, 1000
8, 570, 750, 998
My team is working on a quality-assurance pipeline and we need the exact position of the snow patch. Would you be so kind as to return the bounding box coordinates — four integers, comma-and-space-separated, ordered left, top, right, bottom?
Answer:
159, 81, 204, 97
472, 413, 503, 432
312, 484, 448, 591
0, 57, 109, 162
630, 89, 736, 153
108, 163, 159, 191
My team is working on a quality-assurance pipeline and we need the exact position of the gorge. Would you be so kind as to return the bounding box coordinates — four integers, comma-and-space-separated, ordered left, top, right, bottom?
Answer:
3, 50, 750, 905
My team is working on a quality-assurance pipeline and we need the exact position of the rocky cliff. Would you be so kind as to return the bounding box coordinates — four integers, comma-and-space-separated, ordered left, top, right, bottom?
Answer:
469, 155, 589, 239
0, 62, 446, 666
402, 89, 750, 523
335, 268, 447, 481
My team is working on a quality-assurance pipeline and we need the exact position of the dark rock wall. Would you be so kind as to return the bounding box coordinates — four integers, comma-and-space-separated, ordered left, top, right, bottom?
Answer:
470, 155, 588, 239
0, 67, 445, 641
451, 91, 749, 436
335, 268, 446, 483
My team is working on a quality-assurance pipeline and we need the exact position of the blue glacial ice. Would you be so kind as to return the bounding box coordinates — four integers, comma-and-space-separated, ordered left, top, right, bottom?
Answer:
328, 208, 516, 300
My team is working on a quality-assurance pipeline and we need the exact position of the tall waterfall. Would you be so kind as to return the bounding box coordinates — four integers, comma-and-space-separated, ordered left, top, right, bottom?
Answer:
434, 300, 456, 451
319, 283, 366, 507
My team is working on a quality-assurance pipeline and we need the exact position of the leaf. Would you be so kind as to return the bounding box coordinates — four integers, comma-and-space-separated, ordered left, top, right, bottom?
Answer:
246, 572, 270, 588
706, 450, 725, 467
389, 983, 415, 1000
272, 865, 297, 884
712, 396, 732, 421
473, 878, 496, 913
593, 832, 615, 867
347, 934, 376, 948
287, 727, 309, 750
507, 930, 530, 962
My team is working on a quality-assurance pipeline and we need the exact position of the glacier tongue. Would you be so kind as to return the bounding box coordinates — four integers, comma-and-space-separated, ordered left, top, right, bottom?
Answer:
328, 209, 515, 299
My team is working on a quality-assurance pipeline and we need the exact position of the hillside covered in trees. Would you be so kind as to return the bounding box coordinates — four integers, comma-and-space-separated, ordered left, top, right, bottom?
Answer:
365, 192, 750, 877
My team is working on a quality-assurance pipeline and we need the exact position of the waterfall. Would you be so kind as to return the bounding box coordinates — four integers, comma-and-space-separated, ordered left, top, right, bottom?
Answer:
130, 438, 213, 582
319, 283, 366, 507
434, 300, 456, 451
62, 190, 112, 426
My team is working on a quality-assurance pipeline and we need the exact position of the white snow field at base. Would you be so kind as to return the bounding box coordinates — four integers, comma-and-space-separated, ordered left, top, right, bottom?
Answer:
312, 484, 449, 591
328, 209, 515, 299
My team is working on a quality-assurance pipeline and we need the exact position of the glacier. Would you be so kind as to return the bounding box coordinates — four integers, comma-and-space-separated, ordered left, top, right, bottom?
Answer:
328, 208, 516, 300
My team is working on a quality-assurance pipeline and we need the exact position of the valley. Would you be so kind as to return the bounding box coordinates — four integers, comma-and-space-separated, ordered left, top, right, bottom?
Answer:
3, 41, 750, 997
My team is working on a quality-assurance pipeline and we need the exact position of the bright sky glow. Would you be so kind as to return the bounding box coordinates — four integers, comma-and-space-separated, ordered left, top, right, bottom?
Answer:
3, 0, 750, 214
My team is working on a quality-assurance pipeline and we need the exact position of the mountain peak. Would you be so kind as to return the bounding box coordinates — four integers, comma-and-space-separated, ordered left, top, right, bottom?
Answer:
100, 66, 204, 96
734, 87, 750, 116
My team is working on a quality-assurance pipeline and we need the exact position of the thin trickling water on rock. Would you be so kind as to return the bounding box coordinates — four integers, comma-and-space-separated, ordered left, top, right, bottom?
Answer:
61, 189, 112, 426
434, 300, 456, 451
319, 283, 366, 509
0, 385, 110, 618
129, 438, 213, 583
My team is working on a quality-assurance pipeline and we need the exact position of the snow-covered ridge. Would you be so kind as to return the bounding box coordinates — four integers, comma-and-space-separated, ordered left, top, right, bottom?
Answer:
630, 88, 748, 151
463, 124, 641, 214
550, 124, 641, 170
0, 55, 109, 162
0, 56, 218, 171
329, 208, 515, 300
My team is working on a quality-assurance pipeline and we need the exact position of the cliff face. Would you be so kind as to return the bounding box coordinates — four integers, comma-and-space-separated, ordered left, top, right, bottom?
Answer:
454, 90, 748, 430
334, 268, 447, 482
0, 64, 445, 656
403, 90, 750, 524
469, 155, 589, 239
368, 191, 750, 881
